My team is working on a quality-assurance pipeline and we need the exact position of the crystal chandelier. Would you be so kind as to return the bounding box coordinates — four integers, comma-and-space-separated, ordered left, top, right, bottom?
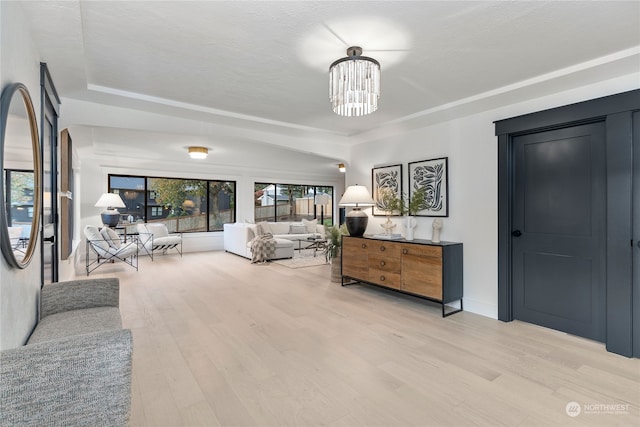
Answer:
329, 46, 380, 117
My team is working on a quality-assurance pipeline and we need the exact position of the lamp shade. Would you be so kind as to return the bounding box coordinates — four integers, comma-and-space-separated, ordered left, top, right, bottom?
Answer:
339, 185, 374, 207
339, 185, 374, 237
95, 193, 125, 227
95, 193, 125, 209
314, 194, 331, 206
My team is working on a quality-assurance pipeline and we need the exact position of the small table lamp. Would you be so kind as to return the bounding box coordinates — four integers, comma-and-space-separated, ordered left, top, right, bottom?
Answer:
339, 185, 374, 237
95, 193, 126, 227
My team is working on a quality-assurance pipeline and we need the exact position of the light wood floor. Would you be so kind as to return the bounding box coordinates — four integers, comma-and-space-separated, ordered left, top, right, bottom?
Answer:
80, 251, 640, 427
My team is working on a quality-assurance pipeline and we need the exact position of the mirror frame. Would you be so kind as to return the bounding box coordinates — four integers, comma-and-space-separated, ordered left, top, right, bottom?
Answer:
0, 83, 42, 269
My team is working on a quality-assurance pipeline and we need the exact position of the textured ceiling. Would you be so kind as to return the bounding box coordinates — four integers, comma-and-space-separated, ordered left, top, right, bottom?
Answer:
17, 0, 640, 159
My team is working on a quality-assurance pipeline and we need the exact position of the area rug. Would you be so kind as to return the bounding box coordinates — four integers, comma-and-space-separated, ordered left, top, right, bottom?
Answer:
271, 250, 328, 269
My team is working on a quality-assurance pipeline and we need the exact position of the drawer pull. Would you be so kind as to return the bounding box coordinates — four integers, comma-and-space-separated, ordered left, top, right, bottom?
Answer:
402, 248, 408, 255
380, 246, 386, 252
380, 275, 385, 281
361, 244, 367, 249
380, 261, 385, 267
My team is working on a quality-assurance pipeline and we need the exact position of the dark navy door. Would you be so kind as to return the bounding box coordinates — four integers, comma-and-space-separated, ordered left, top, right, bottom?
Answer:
512, 122, 606, 342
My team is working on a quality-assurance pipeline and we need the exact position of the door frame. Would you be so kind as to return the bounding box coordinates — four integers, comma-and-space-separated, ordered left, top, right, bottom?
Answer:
495, 89, 639, 357
40, 63, 60, 285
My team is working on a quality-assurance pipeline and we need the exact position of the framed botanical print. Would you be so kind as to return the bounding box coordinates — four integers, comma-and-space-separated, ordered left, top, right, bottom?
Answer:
372, 164, 402, 216
408, 157, 448, 217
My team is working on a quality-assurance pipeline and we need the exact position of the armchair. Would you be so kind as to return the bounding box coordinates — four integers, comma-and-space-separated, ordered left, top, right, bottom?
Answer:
0, 278, 132, 426
136, 223, 182, 260
84, 225, 138, 275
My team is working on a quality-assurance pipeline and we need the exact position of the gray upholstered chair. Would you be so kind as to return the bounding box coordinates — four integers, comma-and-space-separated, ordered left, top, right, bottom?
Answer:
0, 278, 132, 426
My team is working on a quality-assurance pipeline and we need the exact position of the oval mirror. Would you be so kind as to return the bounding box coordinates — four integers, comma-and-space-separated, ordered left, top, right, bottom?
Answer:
0, 83, 41, 268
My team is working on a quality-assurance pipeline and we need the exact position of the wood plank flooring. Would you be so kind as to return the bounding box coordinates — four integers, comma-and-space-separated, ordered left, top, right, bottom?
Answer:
79, 251, 640, 426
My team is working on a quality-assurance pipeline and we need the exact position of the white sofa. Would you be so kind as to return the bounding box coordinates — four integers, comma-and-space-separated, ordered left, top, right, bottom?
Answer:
223, 220, 324, 260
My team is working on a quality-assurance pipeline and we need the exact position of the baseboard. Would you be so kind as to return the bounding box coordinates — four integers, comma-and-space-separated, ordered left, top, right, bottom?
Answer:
463, 298, 498, 319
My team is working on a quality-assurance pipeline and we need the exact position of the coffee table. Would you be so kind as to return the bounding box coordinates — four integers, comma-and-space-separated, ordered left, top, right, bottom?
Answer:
304, 236, 326, 257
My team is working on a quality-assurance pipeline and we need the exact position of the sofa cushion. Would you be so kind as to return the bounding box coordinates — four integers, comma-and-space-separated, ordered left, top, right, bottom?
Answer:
268, 222, 290, 235
289, 224, 307, 234
27, 307, 122, 345
257, 221, 271, 235
247, 224, 259, 240
302, 218, 318, 233
246, 237, 293, 250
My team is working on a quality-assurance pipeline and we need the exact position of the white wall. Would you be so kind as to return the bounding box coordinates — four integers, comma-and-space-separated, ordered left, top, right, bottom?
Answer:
348, 73, 640, 319
0, 2, 44, 350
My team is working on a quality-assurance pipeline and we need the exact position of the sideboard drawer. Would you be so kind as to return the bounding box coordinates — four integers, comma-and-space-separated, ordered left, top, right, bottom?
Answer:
401, 244, 442, 259
368, 269, 401, 290
368, 254, 401, 273
368, 241, 402, 259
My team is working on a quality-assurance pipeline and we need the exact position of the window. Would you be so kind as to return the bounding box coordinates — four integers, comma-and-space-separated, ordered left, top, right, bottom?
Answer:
4, 169, 35, 228
109, 174, 236, 232
254, 182, 333, 225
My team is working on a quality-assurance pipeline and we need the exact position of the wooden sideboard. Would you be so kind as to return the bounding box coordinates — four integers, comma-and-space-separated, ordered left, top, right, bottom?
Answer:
341, 236, 463, 316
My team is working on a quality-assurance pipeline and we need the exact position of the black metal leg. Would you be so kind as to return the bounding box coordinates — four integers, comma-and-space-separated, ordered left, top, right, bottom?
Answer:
442, 299, 463, 317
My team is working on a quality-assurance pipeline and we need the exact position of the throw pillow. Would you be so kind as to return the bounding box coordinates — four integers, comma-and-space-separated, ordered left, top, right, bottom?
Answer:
289, 225, 307, 234
100, 227, 122, 249
257, 221, 271, 235
84, 225, 110, 253
246, 225, 256, 240
302, 218, 318, 233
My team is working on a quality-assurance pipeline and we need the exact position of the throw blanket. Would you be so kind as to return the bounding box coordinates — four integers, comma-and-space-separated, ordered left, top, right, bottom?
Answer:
250, 233, 276, 263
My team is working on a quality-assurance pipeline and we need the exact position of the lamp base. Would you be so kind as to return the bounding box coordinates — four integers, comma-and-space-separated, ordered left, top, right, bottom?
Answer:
101, 209, 121, 227
345, 208, 368, 237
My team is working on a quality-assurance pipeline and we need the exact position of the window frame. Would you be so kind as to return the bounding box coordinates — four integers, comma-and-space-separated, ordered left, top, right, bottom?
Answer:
254, 182, 333, 225
108, 173, 236, 233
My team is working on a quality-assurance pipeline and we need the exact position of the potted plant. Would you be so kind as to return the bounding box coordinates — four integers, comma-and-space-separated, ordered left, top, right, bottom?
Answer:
401, 186, 428, 240
375, 187, 402, 235
324, 223, 349, 283
403, 186, 428, 216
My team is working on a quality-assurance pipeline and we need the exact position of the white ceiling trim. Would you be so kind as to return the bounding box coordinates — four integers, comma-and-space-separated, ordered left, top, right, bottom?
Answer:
86, 83, 348, 136
383, 46, 640, 127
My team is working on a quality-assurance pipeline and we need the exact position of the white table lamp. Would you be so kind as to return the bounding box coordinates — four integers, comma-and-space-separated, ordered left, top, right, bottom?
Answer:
339, 185, 374, 237
95, 193, 126, 227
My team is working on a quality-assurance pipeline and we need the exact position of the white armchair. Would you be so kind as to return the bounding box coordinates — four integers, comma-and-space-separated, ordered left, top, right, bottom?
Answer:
84, 225, 138, 275
136, 223, 182, 260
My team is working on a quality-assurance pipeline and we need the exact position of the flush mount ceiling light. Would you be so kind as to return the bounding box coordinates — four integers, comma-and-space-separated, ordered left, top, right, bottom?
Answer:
329, 46, 380, 117
338, 163, 346, 173
188, 146, 208, 159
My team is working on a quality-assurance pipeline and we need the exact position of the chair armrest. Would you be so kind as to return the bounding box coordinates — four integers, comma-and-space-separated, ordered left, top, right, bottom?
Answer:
0, 329, 132, 427
40, 278, 119, 319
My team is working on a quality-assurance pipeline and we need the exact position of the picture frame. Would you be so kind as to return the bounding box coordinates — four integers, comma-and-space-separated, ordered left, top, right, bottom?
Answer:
372, 164, 402, 216
60, 129, 74, 260
408, 157, 448, 217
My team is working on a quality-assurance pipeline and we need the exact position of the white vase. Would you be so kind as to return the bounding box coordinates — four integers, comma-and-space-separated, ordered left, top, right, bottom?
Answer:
404, 216, 416, 241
